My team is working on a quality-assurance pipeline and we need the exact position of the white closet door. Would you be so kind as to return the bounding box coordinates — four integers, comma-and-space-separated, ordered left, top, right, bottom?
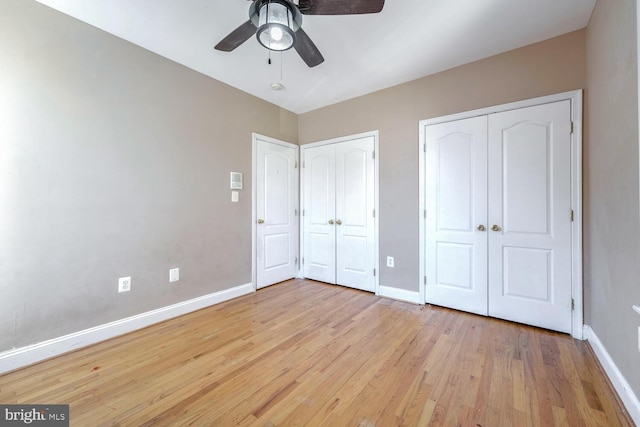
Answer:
487, 100, 573, 333
303, 144, 336, 284
256, 139, 298, 289
335, 137, 375, 292
425, 116, 489, 315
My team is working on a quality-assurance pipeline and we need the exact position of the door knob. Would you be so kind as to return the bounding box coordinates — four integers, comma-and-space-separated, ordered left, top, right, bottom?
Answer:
328, 219, 335, 225
477, 225, 486, 231
491, 224, 501, 232
257, 218, 264, 224
336, 219, 342, 225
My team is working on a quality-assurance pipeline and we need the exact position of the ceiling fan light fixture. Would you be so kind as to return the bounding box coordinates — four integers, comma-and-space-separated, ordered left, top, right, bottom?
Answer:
256, 0, 296, 51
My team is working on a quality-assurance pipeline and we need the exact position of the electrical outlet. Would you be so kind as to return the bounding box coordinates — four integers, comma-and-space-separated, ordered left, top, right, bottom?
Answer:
118, 276, 131, 293
387, 256, 395, 268
170, 268, 180, 283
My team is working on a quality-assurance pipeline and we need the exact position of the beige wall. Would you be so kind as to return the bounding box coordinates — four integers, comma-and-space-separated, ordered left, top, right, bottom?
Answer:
0, 0, 297, 351
299, 30, 586, 292
6, 1, 638, 406
585, 0, 640, 398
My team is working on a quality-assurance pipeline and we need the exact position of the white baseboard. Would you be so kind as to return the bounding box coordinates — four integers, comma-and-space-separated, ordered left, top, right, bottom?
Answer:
378, 285, 422, 305
0, 283, 254, 374
584, 325, 640, 424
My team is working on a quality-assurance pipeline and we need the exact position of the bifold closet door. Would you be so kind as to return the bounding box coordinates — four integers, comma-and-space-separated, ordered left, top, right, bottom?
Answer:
425, 116, 489, 315
303, 137, 375, 292
487, 100, 572, 333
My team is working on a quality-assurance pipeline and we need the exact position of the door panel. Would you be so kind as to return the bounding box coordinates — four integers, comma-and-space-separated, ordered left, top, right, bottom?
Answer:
256, 139, 298, 289
502, 123, 551, 234
437, 134, 475, 231
303, 145, 336, 283
335, 137, 375, 291
435, 242, 474, 290
425, 116, 488, 315
502, 247, 551, 301
487, 100, 572, 333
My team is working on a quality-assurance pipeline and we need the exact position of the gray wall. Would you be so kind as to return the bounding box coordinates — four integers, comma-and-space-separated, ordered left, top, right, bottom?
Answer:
585, 0, 640, 399
0, 0, 297, 351
299, 30, 587, 292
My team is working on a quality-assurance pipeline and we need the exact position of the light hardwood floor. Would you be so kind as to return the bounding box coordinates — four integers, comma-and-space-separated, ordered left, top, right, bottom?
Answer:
0, 279, 633, 426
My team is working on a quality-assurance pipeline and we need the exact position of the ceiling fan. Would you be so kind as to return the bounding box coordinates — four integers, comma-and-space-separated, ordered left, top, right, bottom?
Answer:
214, 0, 385, 67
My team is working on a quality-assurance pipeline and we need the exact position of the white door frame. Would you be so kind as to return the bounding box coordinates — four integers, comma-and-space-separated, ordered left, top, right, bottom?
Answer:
252, 133, 299, 291
418, 90, 584, 339
300, 130, 380, 295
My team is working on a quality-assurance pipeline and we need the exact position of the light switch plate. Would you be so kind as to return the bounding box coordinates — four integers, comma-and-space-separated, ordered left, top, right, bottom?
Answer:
231, 191, 239, 202
169, 268, 180, 283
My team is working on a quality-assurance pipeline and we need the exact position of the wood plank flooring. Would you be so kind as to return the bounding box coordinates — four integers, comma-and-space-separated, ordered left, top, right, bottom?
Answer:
0, 279, 633, 426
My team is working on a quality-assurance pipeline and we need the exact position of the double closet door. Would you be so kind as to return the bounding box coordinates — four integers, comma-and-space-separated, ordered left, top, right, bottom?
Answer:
425, 100, 573, 333
302, 136, 375, 292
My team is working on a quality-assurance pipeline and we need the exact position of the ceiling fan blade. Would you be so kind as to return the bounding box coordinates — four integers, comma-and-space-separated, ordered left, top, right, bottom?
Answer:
214, 20, 256, 52
294, 28, 324, 67
298, 0, 384, 15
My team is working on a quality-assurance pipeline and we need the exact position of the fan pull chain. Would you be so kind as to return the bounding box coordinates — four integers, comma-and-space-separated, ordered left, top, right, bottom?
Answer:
268, 50, 272, 65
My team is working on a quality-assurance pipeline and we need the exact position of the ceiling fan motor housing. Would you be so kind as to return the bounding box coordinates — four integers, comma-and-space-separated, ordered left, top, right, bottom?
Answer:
250, 0, 302, 51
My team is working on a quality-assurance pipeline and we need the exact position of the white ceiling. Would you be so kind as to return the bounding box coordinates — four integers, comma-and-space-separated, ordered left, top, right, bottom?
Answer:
34, 0, 596, 114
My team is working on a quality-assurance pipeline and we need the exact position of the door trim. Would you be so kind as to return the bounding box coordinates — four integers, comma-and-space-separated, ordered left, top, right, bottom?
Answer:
418, 90, 584, 339
252, 133, 299, 291
300, 130, 380, 295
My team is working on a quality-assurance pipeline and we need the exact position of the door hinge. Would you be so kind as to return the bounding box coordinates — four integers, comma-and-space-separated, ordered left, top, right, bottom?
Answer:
302, 257, 305, 265
570, 122, 574, 134
372, 209, 376, 218
571, 298, 575, 310
423, 143, 426, 153
302, 209, 305, 216
295, 257, 298, 265
373, 268, 376, 277
295, 209, 298, 216
302, 161, 306, 168
424, 276, 427, 285
295, 160, 298, 169
570, 210, 574, 222
372, 151, 375, 160
424, 209, 427, 219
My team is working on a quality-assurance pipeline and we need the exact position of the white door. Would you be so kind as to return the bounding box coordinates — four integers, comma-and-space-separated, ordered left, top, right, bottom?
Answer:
425, 116, 489, 315
487, 101, 572, 333
256, 137, 298, 289
335, 138, 376, 292
302, 136, 375, 292
424, 101, 573, 333
303, 144, 336, 284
